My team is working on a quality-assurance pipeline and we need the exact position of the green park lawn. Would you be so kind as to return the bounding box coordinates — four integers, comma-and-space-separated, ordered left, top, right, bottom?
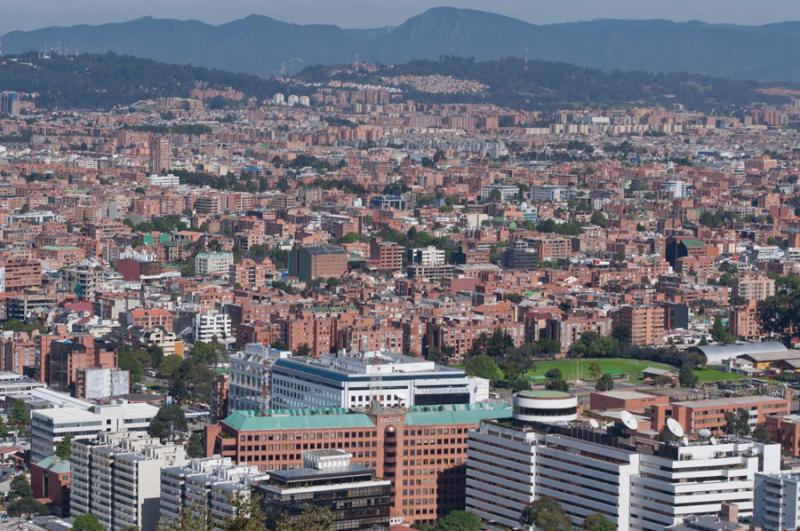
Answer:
526, 357, 676, 383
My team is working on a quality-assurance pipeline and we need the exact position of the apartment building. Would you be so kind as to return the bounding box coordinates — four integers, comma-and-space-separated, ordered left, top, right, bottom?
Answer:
205, 402, 511, 524
0, 258, 42, 293
195, 252, 234, 276
31, 401, 159, 462
369, 239, 404, 272
194, 311, 232, 344
46, 336, 118, 394
733, 272, 776, 302
160, 457, 269, 529
228, 343, 291, 413
71, 432, 187, 531
288, 245, 348, 282
269, 350, 487, 409
614, 305, 665, 346
754, 472, 800, 531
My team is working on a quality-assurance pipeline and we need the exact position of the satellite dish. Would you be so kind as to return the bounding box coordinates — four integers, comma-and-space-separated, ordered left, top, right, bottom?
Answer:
620, 410, 638, 431
666, 418, 685, 438
698, 428, 712, 439
589, 419, 600, 429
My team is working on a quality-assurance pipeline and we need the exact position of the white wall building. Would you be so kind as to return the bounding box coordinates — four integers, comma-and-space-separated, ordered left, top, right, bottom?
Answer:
81, 367, 130, 399
160, 457, 267, 529
147, 173, 181, 187
661, 180, 692, 198
194, 311, 232, 344
754, 472, 800, 531
270, 350, 488, 409
194, 252, 234, 276
228, 343, 291, 413
71, 432, 187, 531
31, 401, 159, 462
480, 184, 520, 202
408, 246, 447, 266
465, 392, 781, 531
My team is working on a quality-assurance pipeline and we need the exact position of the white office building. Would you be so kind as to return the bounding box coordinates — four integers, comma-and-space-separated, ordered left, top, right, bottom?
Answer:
751, 245, 785, 262
71, 432, 187, 531
0, 371, 45, 397
147, 173, 181, 187
529, 185, 572, 203
194, 252, 234, 276
160, 457, 267, 529
194, 311, 232, 344
480, 184, 520, 202
228, 343, 291, 413
754, 472, 800, 531
408, 246, 447, 266
661, 180, 692, 198
466, 392, 781, 531
31, 401, 159, 462
270, 350, 488, 409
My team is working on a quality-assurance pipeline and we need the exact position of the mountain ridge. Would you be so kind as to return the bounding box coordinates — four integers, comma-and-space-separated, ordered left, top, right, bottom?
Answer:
3, 7, 800, 81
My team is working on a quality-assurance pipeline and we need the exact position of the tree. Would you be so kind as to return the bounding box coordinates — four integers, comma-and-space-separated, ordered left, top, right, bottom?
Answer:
0, 416, 9, 438
611, 323, 631, 346
724, 408, 751, 436
583, 513, 615, 531
678, 363, 698, 388
9, 400, 29, 432
545, 368, 563, 381
595, 374, 614, 391
187, 432, 205, 458
159, 354, 183, 379
587, 362, 602, 380
418, 510, 481, 531
148, 404, 188, 442
8, 474, 32, 500
520, 497, 572, 531
7, 496, 47, 519
294, 344, 311, 357
464, 355, 503, 385
546, 379, 569, 392
120, 349, 146, 383
55, 434, 73, 460
161, 503, 210, 531
276, 505, 334, 531
711, 316, 735, 345
72, 514, 106, 531
752, 424, 770, 443
590, 211, 608, 228
221, 494, 266, 531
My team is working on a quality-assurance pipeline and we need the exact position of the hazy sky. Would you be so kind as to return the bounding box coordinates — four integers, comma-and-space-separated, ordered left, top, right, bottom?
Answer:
1, 0, 799, 35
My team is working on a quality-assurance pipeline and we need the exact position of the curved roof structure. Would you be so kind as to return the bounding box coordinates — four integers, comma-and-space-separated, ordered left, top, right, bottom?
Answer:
688, 341, 788, 365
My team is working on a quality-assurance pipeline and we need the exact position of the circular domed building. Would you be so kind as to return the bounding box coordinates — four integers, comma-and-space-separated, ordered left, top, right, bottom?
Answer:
512, 390, 578, 423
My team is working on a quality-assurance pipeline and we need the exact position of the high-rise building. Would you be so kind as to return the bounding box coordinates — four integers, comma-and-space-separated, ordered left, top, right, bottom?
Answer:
614, 305, 665, 346
270, 350, 488, 409
71, 432, 187, 531
288, 245, 348, 282
31, 401, 159, 462
159, 457, 268, 529
228, 343, 291, 413
205, 402, 511, 525
148, 136, 171, 174
0, 91, 19, 116
754, 472, 800, 531
465, 391, 782, 530
194, 252, 234, 276
194, 311, 232, 344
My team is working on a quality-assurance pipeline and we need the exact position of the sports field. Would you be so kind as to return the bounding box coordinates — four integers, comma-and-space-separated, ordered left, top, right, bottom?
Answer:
526, 358, 677, 382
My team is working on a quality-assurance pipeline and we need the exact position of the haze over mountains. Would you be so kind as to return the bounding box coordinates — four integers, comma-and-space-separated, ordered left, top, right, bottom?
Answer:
2, 7, 800, 81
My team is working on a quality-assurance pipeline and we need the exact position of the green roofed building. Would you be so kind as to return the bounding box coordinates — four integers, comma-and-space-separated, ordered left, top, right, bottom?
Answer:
206, 402, 511, 525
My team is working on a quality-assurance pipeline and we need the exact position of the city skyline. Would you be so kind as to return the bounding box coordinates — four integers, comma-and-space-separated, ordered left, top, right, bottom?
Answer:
1, 0, 800, 36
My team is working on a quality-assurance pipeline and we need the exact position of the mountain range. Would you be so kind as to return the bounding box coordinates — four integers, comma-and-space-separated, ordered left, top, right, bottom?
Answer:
2, 8, 800, 82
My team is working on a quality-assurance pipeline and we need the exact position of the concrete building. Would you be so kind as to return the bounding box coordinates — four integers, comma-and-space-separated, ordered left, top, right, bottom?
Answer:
661, 180, 691, 198
147, 173, 180, 187
0, 371, 45, 397
408, 246, 446, 267
732, 273, 776, 302
46, 336, 118, 395
205, 402, 511, 525
480, 184, 520, 202
257, 450, 391, 530
31, 401, 159, 462
228, 343, 291, 413
148, 136, 171, 175
194, 252, 234, 276
270, 350, 488, 409
159, 457, 267, 529
71, 432, 187, 531
194, 311, 232, 344
466, 392, 781, 530
369, 239, 404, 272
76, 367, 130, 400
754, 472, 800, 531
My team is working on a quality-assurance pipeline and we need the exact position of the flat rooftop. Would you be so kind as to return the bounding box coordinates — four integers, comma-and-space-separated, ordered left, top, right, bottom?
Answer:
673, 395, 788, 408
593, 390, 661, 400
